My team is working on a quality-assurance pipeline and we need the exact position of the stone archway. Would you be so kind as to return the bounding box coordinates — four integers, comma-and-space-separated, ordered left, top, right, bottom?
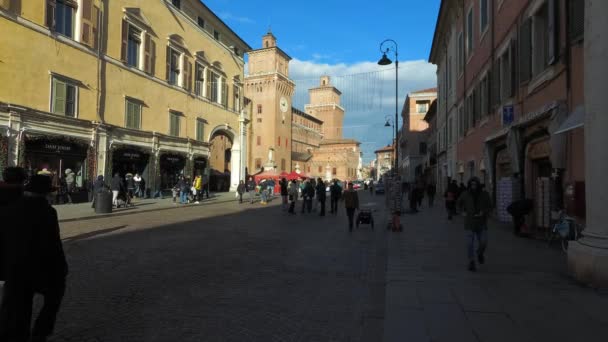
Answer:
208, 125, 242, 192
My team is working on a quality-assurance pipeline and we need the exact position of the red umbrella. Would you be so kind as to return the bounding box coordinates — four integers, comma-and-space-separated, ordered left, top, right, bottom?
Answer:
288, 171, 307, 181
279, 171, 290, 179
254, 170, 280, 183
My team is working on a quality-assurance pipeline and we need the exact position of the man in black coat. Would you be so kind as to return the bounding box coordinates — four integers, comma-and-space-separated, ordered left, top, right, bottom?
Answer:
1, 172, 68, 342
330, 180, 342, 215
315, 178, 327, 217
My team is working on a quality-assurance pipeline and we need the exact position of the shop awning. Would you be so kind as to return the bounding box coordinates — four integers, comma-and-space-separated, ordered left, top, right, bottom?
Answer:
554, 106, 585, 135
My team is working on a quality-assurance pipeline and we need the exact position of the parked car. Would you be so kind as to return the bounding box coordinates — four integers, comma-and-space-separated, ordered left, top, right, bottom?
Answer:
375, 182, 385, 194
352, 181, 363, 190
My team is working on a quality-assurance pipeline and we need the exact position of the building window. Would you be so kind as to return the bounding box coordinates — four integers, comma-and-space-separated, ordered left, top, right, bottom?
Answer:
318, 166, 322, 173
458, 31, 464, 74
277, 136, 281, 147
214, 30, 220, 41
168, 48, 180, 85
255, 158, 262, 170
169, 111, 181, 137
125, 99, 142, 129
127, 26, 141, 68
195, 63, 206, 97
256, 136, 261, 146
257, 104, 262, 114
54, 0, 76, 38
233, 85, 241, 112
197, 17, 205, 29
171, 0, 180, 9
257, 118, 262, 123
332, 168, 337, 176
286, 138, 288, 148
480, 0, 489, 34
531, 3, 550, 77
281, 159, 286, 171
416, 101, 429, 113
458, 105, 464, 137
466, 7, 474, 57
480, 75, 489, 117
196, 119, 205, 141
209, 72, 220, 103
51, 76, 77, 118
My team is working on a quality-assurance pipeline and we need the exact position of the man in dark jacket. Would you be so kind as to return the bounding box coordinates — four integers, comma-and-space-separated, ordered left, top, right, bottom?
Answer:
315, 178, 326, 217
90, 175, 107, 208
280, 178, 289, 211
1, 172, 68, 342
330, 180, 342, 215
110, 173, 123, 207
457, 177, 492, 272
236, 180, 246, 204
302, 180, 314, 214
246, 177, 256, 204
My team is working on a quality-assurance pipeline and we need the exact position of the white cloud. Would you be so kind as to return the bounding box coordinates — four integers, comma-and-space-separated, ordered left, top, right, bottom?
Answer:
288, 58, 437, 163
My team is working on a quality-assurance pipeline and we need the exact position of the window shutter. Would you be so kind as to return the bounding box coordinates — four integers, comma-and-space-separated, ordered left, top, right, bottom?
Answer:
206, 69, 212, 98
81, 0, 93, 47
492, 61, 500, 106
144, 34, 152, 74
222, 80, 228, 106
52, 79, 67, 115
547, 0, 559, 65
519, 19, 532, 83
46, 0, 56, 30
92, 5, 99, 50
150, 39, 156, 76
509, 40, 517, 97
183, 59, 192, 91
121, 19, 129, 62
166, 46, 172, 81
570, 0, 585, 40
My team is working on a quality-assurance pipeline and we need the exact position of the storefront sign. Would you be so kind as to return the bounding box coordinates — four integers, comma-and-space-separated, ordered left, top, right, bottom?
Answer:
166, 157, 181, 162
44, 144, 72, 152
502, 105, 514, 126
121, 152, 141, 159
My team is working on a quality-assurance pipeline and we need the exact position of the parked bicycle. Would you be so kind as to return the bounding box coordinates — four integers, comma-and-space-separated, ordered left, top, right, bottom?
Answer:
548, 211, 583, 253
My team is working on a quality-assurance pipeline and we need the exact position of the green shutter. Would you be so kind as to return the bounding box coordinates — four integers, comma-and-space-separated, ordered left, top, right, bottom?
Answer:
52, 78, 66, 115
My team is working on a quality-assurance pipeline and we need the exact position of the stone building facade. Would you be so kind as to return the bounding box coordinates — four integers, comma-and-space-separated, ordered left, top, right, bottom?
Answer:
291, 107, 322, 175
399, 88, 437, 183
0, 0, 251, 193
244, 32, 295, 174
374, 144, 395, 181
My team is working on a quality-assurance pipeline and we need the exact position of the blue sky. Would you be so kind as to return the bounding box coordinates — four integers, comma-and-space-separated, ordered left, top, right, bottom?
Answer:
203, 0, 441, 164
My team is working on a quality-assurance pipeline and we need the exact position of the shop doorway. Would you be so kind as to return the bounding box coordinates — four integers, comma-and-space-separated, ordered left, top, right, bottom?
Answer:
160, 154, 186, 190
112, 148, 150, 179
209, 131, 232, 192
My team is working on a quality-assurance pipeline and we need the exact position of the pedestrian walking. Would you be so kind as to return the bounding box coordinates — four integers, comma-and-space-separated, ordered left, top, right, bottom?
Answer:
315, 178, 326, 216
457, 177, 492, 272
280, 178, 289, 211
246, 177, 256, 204
177, 176, 188, 204
234, 180, 244, 204
343, 182, 360, 232
259, 180, 268, 205
302, 180, 314, 213
126, 173, 135, 204
409, 183, 418, 213
288, 179, 298, 214
310, 178, 318, 212
110, 173, 123, 207
426, 183, 436, 208
445, 180, 459, 220
1, 173, 68, 342
193, 174, 202, 204
330, 180, 342, 214
416, 181, 424, 208
369, 180, 374, 195
201, 174, 210, 199
134, 173, 142, 198
64, 168, 75, 204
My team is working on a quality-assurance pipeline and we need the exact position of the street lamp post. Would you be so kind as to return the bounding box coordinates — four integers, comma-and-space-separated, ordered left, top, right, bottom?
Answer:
384, 115, 395, 170
378, 39, 399, 172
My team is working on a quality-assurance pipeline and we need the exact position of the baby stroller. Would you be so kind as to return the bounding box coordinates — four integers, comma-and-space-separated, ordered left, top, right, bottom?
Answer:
356, 208, 375, 230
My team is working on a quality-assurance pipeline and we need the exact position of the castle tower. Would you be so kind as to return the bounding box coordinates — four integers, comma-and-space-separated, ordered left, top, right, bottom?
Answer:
305, 76, 345, 140
244, 32, 295, 172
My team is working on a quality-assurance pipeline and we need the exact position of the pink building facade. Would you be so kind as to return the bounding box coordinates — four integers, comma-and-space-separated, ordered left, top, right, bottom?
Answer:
430, 0, 586, 230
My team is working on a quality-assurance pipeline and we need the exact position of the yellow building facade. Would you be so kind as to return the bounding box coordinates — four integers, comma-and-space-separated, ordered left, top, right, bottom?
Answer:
0, 0, 251, 193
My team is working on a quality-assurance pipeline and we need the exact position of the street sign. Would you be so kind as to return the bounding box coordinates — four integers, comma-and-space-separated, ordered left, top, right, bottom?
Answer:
503, 105, 514, 125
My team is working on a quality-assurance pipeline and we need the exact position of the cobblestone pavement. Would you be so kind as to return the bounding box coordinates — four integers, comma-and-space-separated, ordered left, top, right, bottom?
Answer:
383, 200, 608, 342
50, 192, 387, 341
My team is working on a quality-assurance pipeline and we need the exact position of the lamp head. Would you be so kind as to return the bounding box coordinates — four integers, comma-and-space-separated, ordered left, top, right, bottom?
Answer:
378, 53, 393, 66
384, 120, 391, 127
